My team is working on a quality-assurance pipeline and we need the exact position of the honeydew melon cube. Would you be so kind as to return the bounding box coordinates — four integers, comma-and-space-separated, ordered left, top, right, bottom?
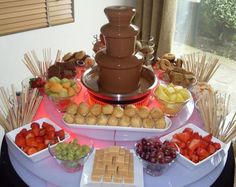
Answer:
58, 90, 68, 97
49, 76, 61, 83
61, 78, 70, 83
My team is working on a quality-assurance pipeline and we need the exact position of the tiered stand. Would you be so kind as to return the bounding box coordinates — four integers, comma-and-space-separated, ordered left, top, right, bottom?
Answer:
6, 84, 232, 187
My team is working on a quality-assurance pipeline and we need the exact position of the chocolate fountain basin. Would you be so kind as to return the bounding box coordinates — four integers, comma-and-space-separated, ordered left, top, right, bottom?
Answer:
81, 65, 157, 105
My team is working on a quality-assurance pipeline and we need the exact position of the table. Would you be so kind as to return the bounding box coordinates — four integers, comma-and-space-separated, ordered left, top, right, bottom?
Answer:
1, 92, 235, 187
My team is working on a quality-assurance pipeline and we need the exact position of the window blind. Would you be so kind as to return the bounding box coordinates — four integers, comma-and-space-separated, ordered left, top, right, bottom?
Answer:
0, 0, 74, 36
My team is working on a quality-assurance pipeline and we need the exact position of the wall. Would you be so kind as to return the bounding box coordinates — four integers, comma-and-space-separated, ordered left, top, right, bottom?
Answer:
0, 0, 135, 89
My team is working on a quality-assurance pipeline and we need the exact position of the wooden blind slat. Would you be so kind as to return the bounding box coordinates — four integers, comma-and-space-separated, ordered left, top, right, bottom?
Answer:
0, 23, 48, 36
0, 4, 46, 14
49, 14, 72, 21
0, 0, 74, 36
49, 9, 72, 17
0, 0, 45, 9
0, 8, 46, 19
48, 0, 71, 7
48, 4, 71, 12
50, 17, 73, 26
0, 18, 47, 30
0, 13, 46, 25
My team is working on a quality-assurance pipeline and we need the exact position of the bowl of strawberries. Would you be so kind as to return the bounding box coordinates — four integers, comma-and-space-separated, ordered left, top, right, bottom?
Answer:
160, 123, 225, 169
6, 118, 70, 162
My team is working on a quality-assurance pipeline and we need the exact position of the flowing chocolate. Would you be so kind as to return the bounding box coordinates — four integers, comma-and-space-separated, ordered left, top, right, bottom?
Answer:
95, 6, 143, 94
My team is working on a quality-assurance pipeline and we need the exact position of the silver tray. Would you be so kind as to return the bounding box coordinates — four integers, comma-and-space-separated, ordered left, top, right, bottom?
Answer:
81, 65, 157, 104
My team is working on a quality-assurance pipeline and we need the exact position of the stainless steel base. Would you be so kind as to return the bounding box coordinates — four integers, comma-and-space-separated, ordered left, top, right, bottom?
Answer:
81, 65, 157, 104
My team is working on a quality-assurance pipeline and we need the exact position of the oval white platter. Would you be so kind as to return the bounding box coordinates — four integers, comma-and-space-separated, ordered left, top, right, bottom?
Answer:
63, 116, 172, 133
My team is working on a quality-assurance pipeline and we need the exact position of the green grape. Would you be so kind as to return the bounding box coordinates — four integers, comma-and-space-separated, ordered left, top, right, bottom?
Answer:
54, 139, 91, 161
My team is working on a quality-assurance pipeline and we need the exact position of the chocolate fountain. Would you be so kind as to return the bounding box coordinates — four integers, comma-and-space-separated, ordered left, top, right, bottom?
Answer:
82, 6, 157, 105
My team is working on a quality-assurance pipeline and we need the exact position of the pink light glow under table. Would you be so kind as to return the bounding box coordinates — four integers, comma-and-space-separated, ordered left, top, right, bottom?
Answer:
7, 87, 229, 187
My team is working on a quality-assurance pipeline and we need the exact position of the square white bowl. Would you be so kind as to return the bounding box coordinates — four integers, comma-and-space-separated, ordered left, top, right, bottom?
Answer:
160, 123, 225, 169
6, 117, 70, 162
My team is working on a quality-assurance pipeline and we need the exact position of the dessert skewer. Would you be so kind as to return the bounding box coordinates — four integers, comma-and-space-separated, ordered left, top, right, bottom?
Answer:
182, 53, 220, 82
197, 90, 236, 144
0, 85, 43, 132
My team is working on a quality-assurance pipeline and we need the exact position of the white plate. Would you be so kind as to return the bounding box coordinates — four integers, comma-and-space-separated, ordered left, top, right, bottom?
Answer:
160, 123, 225, 169
6, 117, 70, 162
80, 149, 144, 187
64, 116, 172, 133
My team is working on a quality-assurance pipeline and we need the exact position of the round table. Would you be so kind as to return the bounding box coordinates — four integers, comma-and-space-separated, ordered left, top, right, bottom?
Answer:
1, 91, 235, 187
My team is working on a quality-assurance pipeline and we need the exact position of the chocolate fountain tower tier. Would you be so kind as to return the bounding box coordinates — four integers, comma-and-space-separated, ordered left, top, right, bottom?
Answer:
96, 50, 143, 94
102, 6, 139, 57
96, 6, 142, 94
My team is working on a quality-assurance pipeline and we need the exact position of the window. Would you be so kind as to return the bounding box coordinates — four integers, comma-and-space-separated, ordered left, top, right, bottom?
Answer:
0, 0, 74, 36
173, 0, 236, 61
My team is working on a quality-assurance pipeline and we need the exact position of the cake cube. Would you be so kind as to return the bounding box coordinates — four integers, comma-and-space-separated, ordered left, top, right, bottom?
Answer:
107, 164, 117, 175
109, 146, 120, 153
116, 155, 125, 164
124, 173, 134, 184
113, 174, 123, 183
119, 148, 125, 156
91, 173, 102, 182
103, 173, 112, 182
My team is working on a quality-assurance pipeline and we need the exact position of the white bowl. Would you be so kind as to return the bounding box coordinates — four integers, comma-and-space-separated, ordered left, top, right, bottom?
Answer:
160, 123, 225, 169
6, 117, 70, 162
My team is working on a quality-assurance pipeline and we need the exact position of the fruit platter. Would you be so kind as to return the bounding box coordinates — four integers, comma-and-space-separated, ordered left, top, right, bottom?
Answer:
1, 5, 235, 187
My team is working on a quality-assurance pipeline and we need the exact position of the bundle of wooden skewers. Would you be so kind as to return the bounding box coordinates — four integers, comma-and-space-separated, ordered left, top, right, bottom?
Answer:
0, 85, 43, 132
197, 90, 236, 144
22, 49, 62, 78
181, 52, 221, 82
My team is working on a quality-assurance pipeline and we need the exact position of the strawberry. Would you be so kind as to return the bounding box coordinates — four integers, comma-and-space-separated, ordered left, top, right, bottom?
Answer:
31, 122, 40, 129
176, 132, 191, 143
47, 131, 55, 140
192, 132, 201, 139
25, 132, 35, 140
35, 136, 44, 144
39, 128, 46, 136
180, 149, 188, 156
188, 139, 201, 151
32, 128, 40, 136
26, 137, 38, 147
190, 154, 199, 163
55, 129, 65, 140
22, 146, 30, 153
42, 122, 50, 129
19, 128, 28, 137
196, 147, 209, 158
213, 142, 221, 150
199, 139, 208, 149
207, 144, 216, 155
36, 143, 46, 151
44, 138, 51, 146
202, 134, 212, 142
45, 125, 55, 132
183, 128, 193, 136
15, 134, 26, 148
27, 147, 38, 155
50, 138, 59, 145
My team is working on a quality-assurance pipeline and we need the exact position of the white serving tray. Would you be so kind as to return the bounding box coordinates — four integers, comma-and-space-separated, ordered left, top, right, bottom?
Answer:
160, 123, 225, 169
64, 116, 172, 133
80, 149, 144, 187
6, 117, 70, 162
